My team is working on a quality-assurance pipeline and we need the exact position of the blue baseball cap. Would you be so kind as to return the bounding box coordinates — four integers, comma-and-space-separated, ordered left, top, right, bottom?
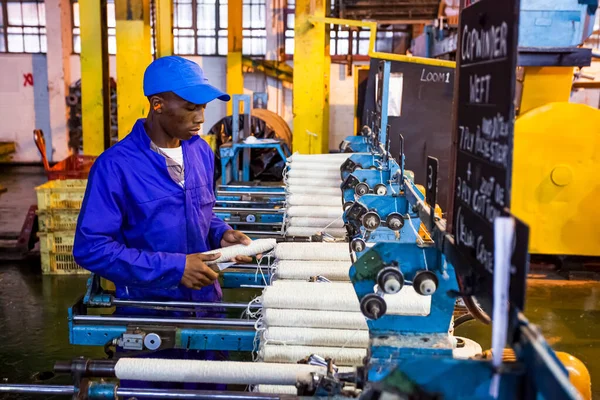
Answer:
143, 56, 230, 104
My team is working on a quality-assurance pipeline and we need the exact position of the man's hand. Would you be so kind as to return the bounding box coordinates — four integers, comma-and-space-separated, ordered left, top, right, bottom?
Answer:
181, 253, 220, 289
220, 230, 253, 263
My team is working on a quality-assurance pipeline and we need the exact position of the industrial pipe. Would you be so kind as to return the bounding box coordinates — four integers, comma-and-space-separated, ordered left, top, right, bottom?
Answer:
0, 385, 76, 395
73, 315, 257, 327
112, 299, 261, 309
0, 384, 291, 399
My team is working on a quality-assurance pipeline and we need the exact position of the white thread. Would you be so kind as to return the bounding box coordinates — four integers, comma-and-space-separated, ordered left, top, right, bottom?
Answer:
263, 327, 369, 348
260, 344, 366, 366
288, 217, 344, 228
274, 260, 350, 281
286, 227, 347, 238
255, 385, 297, 394
202, 239, 277, 265
274, 242, 349, 261
405, 213, 425, 246
287, 177, 342, 188
287, 169, 341, 180
114, 358, 328, 385
287, 194, 341, 207
262, 282, 431, 315
263, 308, 368, 330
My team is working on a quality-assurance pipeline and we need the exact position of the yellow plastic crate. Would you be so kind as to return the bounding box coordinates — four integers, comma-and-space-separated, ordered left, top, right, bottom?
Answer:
35, 179, 87, 211
41, 251, 88, 275
38, 231, 88, 274
39, 231, 75, 253
37, 209, 80, 232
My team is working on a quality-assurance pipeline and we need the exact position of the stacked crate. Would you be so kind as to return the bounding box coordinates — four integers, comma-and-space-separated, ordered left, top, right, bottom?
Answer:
35, 179, 89, 274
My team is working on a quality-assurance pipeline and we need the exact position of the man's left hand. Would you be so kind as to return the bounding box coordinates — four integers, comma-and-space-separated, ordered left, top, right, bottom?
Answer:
221, 230, 254, 263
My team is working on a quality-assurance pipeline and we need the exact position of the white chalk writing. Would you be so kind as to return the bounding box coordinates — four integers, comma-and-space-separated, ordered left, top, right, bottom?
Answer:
461, 22, 508, 63
469, 73, 491, 104
476, 235, 494, 274
420, 69, 451, 83
456, 207, 475, 249
459, 115, 511, 168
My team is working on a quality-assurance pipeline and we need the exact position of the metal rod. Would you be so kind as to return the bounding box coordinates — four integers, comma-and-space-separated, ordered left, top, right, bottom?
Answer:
0, 385, 76, 395
224, 221, 282, 226
217, 185, 285, 190
112, 300, 261, 309
216, 191, 285, 197
215, 200, 284, 205
73, 315, 258, 327
117, 388, 283, 399
214, 207, 285, 213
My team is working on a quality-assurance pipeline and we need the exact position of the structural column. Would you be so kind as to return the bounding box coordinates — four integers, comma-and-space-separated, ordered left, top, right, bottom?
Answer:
265, 0, 286, 116
44, 0, 72, 161
227, 0, 244, 115
115, 0, 152, 140
293, 0, 330, 154
80, 0, 111, 155
154, 0, 173, 57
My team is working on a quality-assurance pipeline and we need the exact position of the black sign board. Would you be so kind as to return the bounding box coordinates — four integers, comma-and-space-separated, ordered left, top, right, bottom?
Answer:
426, 157, 439, 228
452, 0, 522, 310
426, 156, 439, 208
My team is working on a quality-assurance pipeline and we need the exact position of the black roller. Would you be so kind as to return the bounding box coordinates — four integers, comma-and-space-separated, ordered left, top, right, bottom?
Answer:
386, 213, 404, 231
360, 294, 387, 320
374, 184, 387, 196
362, 211, 381, 231
355, 182, 370, 196
377, 267, 404, 295
351, 238, 366, 253
413, 270, 439, 296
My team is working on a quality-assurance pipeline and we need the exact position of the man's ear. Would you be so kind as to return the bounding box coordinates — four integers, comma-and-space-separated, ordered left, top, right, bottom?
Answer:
149, 95, 165, 114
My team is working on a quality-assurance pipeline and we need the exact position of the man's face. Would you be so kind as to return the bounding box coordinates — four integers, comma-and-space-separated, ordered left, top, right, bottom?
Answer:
153, 92, 206, 141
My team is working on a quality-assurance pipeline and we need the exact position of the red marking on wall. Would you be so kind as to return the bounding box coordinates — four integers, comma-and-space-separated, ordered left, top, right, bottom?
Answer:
23, 73, 34, 87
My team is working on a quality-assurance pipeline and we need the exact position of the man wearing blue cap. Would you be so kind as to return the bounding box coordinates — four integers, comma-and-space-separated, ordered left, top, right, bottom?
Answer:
74, 56, 251, 389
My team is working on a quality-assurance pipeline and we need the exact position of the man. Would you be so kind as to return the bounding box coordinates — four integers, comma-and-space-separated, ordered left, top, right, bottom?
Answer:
73, 56, 251, 371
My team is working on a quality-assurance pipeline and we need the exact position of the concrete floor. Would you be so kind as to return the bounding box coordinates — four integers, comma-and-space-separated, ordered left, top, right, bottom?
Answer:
0, 166, 598, 398
0, 165, 46, 237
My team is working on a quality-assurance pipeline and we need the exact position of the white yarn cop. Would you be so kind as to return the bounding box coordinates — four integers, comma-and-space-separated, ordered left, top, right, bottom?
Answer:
202, 238, 276, 265
274, 260, 350, 281
262, 308, 368, 330
114, 358, 327, 385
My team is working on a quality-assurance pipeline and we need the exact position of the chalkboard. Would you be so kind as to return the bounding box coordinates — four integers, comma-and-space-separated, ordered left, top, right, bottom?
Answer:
362, 59, 455, 210
452, 0, 521, 304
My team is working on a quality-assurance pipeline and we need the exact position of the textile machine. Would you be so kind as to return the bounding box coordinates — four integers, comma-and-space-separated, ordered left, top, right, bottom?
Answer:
0, 2, 593, 397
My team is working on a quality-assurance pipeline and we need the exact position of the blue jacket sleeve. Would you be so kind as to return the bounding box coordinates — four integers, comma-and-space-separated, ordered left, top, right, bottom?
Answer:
73, 158, 186, 288
208, 213, 231, 250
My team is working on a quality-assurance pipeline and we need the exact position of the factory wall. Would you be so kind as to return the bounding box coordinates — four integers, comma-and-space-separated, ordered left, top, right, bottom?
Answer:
1, 54, 355, 161
0, 54, 51, 162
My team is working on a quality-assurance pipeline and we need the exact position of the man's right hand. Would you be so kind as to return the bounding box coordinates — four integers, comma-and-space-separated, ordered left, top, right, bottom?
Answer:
181, 253, 221, 289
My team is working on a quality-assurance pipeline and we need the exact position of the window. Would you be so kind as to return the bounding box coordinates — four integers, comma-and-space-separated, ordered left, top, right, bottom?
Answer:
242, 0, 266, 55
71, 0, 117, 55
283, 0, 403, 57
0, 0, 46, 53
173, 0, 265, 56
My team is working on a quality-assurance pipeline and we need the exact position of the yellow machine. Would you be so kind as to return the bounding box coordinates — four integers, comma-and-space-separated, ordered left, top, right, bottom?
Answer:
512, 67, 600, 257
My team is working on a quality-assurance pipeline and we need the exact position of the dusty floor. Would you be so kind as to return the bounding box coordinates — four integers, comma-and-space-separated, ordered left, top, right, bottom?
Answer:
0, 166, 598, 398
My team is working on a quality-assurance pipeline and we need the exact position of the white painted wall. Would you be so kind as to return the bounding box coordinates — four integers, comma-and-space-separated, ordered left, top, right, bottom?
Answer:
0, 54, 50, 162
0, 53, 358, 160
